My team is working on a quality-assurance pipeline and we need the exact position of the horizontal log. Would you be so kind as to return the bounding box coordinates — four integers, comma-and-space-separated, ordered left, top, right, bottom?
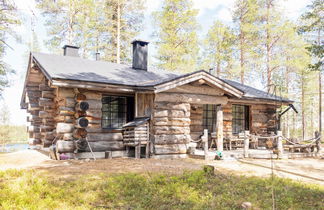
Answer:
83, 91, 101, 100
84, 99, 102, 110
39, 98, 54, 107
57, 123, 74, 133
155, 93, 228, 105
27, 115, 41, 122
153, 110, 190, 118
40, 125, 55, 132
39, 84, 54, 91
154, 102, 190, 112
64, 150, 126, 159
85, 110, 102, 118
42, 91, 55, 99
33, 132, 42, 139
39, 111, 54, 118
58, 88, 75, 98
43, 139, 53, 147
154, 126, 190, 135
75, 93, 86, 101
154, 144, 188, 155
26, 90, 41, 98
153, 117, 191, 126
154, 134, 191, 145
28, 138, 41, 145
59, 110, 75, 116
73, 128, 88, 138
166, 84, 224, 96
56, 140, 124, 153
28, 103, 40, 111
62, 133, 73, 140
87, 132, 123, 142
28, 126, 40, 132
66, 97, 76, 108
45, 132, 55, 140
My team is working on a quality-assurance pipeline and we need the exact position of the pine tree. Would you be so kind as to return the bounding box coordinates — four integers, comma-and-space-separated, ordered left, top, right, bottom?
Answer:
232, 0, 259, 84
153, 0, 199, 72
258, 0, 287, 92
201, 21, 235, 78
299, 0, 323, 134
37, 0, 145, 62
0, 0, 20, 96
102, 0, 145, 63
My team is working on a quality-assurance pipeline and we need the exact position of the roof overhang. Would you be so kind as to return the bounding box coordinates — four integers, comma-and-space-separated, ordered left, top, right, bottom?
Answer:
153, 70, 244, 98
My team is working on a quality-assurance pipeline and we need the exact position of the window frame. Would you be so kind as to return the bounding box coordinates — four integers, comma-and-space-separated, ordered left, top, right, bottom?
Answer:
101, 95, 134, 130
232, 104, 250, 134
202, 104, 218, 133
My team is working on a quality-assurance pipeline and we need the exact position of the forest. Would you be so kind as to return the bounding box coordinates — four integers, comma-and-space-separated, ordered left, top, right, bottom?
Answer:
0, 0, 323, 141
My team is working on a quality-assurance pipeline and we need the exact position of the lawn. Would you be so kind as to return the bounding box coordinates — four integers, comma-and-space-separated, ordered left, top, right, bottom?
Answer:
0, 168, 323, 210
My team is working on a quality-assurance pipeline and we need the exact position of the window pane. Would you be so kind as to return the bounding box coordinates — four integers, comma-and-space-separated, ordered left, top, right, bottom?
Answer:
203, 104, 218, 133
232, 105, 249, 134
102, 96, 132, 129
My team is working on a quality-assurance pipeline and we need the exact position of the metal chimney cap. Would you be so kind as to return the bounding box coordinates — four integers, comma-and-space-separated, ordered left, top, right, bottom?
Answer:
131, 40, 149, 45
62, 45, 80, 49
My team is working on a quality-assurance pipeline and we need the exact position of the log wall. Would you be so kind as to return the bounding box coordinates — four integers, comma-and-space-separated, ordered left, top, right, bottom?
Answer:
152, 99, 191, 156
223, 102, 278, 137
190, 104, 203, 141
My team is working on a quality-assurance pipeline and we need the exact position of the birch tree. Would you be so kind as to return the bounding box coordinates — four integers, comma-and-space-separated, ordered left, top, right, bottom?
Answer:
153, 0, 199, 72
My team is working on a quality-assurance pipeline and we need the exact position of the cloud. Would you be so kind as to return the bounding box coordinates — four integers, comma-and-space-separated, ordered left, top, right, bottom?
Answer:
281, 0, 312, 20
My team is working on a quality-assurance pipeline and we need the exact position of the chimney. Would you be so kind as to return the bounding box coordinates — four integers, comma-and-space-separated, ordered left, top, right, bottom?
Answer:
132, 40, 149, 70
63, 45, 79, 57
95, 52, 100, 61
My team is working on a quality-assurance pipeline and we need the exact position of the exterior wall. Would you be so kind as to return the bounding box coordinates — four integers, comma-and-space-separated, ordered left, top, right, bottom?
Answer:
136, 93, 154, 117
223, 102, 278, 137
152, 100, 191, 157
190, 104, 203, 141
250, 104, 277, 134
55, 88, 125, 155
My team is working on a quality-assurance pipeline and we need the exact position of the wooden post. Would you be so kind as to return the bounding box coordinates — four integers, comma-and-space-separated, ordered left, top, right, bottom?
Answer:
277, 130, 283, 159
216, 105, 223, 152
203, 129, 208, 160
315, 131, 321, 155
135, 141, 141, 159
243, 130, 250, 158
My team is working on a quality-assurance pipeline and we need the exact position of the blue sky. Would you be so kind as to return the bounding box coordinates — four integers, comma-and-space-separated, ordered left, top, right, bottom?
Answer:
2, 0, 311, 125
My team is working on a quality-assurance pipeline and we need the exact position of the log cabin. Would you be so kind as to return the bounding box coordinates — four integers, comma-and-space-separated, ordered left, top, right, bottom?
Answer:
20, 41, 293, 159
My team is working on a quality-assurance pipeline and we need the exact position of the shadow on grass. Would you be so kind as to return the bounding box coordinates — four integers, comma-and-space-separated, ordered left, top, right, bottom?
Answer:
0, 169, 323, 210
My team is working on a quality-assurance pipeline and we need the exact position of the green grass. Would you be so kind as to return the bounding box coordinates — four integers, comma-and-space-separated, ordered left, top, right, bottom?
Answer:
0, 169, 323, 210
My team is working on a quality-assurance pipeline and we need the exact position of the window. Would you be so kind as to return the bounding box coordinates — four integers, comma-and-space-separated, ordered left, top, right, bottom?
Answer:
232, 105, 250, 134
102, 96, 134, 129
203, 104, 218, 132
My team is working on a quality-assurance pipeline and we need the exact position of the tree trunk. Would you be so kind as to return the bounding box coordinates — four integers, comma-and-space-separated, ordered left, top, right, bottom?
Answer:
266, 0, 271, 93
116, 0, 121, 64
302, 71, 305, 140
318, 29, 322, 134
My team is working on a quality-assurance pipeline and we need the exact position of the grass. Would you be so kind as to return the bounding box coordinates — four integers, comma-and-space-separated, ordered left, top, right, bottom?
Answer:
0, 168, 323, 210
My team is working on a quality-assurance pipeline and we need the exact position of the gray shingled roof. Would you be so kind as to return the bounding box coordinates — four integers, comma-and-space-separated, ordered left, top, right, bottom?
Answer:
33, 52, 181, 87
32, 52, 292, 103
221, 79, 292, 103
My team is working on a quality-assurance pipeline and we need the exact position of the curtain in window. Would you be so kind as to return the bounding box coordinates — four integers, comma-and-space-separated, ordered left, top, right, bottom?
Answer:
232, 104, 249, 134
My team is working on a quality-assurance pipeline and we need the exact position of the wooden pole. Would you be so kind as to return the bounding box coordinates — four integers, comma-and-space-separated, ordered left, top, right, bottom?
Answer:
277, 130, 283, 159
216, 105, 223, 152
243, 130, 249, 158
315, 131, 321, 155
203, 129, 208, 160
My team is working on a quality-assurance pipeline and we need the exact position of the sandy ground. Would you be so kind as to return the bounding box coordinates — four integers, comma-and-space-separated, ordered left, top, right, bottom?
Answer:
1, 150, 323, 185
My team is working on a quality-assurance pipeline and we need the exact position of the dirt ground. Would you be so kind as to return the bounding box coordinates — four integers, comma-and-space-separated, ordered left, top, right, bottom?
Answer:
1, 150, 323, 185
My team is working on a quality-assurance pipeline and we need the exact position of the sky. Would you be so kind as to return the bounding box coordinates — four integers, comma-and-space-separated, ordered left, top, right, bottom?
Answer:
2, 0, 312, 125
